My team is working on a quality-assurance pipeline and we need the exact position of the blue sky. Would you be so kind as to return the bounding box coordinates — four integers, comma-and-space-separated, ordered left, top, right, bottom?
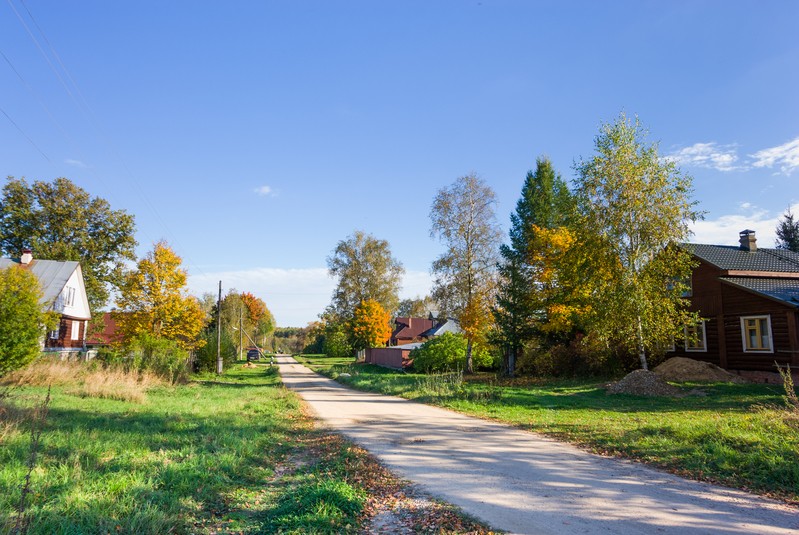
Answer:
2, 1, 798, 326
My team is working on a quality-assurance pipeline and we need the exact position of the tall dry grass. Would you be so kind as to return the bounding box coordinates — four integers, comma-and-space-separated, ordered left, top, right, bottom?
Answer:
1, 358, 166, 404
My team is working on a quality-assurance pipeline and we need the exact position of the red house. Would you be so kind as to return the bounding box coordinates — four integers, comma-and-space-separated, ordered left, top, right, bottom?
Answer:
390, 317, 436, 346
668, 230, 799, 379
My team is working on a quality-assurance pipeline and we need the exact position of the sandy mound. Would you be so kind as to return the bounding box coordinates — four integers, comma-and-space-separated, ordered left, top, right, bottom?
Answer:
607, 369, 686, 397
654, 357, 747, 383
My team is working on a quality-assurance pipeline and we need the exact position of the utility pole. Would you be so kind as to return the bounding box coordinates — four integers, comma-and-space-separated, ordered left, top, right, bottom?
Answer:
239, 306, 243, 361
216, 280, 223, 375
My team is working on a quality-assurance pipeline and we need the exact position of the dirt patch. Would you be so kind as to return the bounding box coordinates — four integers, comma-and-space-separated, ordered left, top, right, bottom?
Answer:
607, 369, 692, 397
654, 357, 748, 383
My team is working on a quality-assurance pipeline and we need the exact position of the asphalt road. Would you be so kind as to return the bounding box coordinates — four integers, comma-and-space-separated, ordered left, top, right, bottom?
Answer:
277, 356, 799, 535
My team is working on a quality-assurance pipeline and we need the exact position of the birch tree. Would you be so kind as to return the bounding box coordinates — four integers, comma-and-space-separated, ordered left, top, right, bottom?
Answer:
430, 174, 502, 373
573, 113, 700, 369
326, 231, 404, 319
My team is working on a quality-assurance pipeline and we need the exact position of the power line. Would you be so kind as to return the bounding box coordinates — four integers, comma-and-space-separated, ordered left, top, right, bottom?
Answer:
6, 0, 211, 280
0, 105, 50, 162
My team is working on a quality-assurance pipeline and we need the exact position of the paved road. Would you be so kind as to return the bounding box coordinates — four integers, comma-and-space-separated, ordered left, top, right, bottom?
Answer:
277, 356, 799, 535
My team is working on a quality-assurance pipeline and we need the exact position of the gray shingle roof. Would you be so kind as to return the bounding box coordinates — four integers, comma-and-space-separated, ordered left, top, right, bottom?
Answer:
719, 277, 799, 308
0, 258, 79, 304
686, 243, 799, 273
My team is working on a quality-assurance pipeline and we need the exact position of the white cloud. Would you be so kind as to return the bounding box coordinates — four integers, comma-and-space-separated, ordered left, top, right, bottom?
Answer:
254, 185, 275, 197
65, 158, 87, 168
186, 267, 434, 327
749, 136, 799, 175
668, 142, 743, 172
689, 202, 799, 246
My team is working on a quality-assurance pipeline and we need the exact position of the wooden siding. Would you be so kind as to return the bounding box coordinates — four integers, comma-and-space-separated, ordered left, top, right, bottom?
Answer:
44, 317, 86, 349
667, 258, 799, 371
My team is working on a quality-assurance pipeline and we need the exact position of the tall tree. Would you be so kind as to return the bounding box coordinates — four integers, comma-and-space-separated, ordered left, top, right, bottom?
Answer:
349, 299, 392, 351
573, 113, 700, 370
430, 174, 502, 373
493, 157, 573, 376
0, 266, 57, 375
776, 208, 799, 252
0, 177, 136, 313
326, 230, 404, 319
115, 241, 205, 351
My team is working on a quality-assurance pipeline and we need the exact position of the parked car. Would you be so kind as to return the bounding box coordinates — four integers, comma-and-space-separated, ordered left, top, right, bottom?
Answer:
246, 348, 261, 361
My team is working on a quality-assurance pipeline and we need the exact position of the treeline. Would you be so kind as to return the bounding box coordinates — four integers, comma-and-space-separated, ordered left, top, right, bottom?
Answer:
311, 113, 708, 376
0, 177, 274, 379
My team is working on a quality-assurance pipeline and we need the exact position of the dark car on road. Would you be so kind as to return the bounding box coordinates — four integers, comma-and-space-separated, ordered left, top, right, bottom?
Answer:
246, 348, 262, 361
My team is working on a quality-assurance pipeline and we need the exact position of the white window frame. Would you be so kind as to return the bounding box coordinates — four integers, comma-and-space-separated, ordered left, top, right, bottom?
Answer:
49, 327, 59, 340
740, 315, 773, 353
65, 287, 75, 307
684, 320, 707, 352
71, 320, 80, 341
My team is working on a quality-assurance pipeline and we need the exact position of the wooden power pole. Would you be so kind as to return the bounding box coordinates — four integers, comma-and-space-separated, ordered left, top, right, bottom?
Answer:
216, 280, 223, 375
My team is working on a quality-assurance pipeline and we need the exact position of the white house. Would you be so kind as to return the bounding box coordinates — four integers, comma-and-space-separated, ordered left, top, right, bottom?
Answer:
0, 249, 91, 356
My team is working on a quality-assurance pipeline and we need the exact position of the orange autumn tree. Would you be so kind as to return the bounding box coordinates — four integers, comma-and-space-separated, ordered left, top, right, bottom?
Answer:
116, 241, 205, 351
349, 299, 391, 351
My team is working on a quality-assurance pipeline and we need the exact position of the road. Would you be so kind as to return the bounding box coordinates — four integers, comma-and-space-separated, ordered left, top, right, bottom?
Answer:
277, 356, 799, 535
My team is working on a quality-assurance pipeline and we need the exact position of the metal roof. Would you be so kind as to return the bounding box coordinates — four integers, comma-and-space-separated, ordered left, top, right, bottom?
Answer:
686, 243, 799, 273
0, 258, 80, 304
719, 277, 799, 308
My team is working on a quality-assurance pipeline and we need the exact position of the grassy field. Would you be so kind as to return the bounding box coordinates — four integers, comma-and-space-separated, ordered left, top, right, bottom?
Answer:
295, 354, 799, 504
0, 360, 492, 534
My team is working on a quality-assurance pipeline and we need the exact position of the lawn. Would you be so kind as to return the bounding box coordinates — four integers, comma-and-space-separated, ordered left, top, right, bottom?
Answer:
0, 360, 493, 534
295, 354, 799, 504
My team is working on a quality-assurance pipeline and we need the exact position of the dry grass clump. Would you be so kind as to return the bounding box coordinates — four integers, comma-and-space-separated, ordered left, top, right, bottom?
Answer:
1, 358, 83, 387
2, 358, 166, 404
73, 368, 163, 403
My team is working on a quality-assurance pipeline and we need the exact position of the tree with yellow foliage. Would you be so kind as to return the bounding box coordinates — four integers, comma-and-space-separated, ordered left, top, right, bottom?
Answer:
574, 113, 700, 369
116, 241, 205, 351
349, 299, 391, 351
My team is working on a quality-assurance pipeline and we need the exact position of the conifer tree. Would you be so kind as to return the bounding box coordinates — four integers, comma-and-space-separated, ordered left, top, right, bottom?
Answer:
776, 209, 799, 252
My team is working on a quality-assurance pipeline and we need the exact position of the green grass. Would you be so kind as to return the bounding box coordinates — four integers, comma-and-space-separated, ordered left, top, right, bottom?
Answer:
0, 362, 367, 534
295, 354, 799, 503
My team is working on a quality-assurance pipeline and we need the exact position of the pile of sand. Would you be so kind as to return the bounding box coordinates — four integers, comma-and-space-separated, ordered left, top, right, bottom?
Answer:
654, 357, 747, 383
607, 369, 686, 397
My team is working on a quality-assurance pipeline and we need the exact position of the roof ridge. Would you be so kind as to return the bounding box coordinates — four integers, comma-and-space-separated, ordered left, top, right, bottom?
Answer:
760, 247, 799, 269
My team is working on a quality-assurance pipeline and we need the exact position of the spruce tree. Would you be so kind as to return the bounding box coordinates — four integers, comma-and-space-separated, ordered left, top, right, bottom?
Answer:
776, 209, 799, 252
493, 157, 572, 376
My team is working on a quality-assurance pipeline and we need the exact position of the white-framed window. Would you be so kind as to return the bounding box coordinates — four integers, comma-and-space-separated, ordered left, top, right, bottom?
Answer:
740, 315, 773, 353
71, 320, 80, 341
684, 320, 707, 352
49, 327, 59, 340
64, 287, 76, 307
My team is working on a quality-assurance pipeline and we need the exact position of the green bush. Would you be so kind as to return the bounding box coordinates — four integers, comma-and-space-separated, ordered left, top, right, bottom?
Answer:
99, 333, 190, 383
0, 266, 56, 376
193, 328, 236, 372
410, 332, 493, 373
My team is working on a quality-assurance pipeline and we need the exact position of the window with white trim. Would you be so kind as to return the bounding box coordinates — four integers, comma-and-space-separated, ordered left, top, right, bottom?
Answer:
740, 315, 773, 352
64, 287, 76, 307
49, 327, 59, 339
684, 321, 707, 352
71, 320, 80, 341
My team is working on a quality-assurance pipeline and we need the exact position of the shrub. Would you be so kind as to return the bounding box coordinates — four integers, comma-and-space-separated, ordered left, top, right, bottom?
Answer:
410, 332, 493, 373
193, 328, 236, 372
0, 266, 57, 376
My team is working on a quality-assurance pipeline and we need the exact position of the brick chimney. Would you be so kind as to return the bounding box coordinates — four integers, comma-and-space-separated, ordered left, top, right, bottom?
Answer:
739, 230, 757, 253
20, 249, 33, 265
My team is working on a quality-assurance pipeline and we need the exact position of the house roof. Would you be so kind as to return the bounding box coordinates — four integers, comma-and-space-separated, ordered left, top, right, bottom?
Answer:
0, 258, 81, 303
420, 318, 462, 338
392, 317, 435, 340
686, 244, 799, 273
719, 277, 799, 308
86, 312, 122, 345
